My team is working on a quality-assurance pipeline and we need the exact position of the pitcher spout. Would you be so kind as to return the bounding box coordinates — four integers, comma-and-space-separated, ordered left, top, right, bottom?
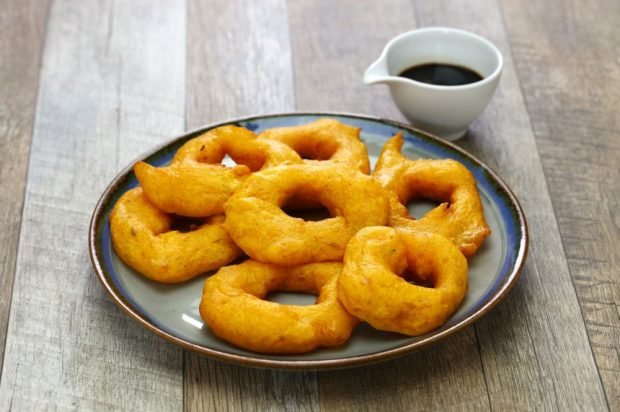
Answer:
363, 56, 391, 85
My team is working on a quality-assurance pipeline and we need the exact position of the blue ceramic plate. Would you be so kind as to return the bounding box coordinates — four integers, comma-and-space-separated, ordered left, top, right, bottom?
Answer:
89, 113, 528, 370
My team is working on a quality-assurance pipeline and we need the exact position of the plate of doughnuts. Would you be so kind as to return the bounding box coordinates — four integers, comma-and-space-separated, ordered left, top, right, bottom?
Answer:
89, 113, 528, 369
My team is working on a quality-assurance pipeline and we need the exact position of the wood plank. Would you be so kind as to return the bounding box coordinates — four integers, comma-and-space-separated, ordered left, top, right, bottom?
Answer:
183, 1, 320, 410
185, 0, 295, 129
288, 1, 492, 410
289, 0, 407, 121
500, 0, 620, 408
0, 0, 186, 409
412, 0, 608, 409
0, 0, 50, 373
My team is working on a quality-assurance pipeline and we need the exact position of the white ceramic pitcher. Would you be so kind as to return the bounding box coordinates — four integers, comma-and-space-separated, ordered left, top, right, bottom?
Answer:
364, 27, 503, 141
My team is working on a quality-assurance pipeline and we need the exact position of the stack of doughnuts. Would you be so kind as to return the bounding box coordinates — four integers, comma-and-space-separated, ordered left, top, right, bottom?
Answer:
110, 119, 490, 354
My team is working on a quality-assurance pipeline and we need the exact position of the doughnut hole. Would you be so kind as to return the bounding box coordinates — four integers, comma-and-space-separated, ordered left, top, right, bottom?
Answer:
265, 292, 317, 306
223, 151, 266, 172
281, 189, 334, 221
294, 139, 340, 161
401, 267, 436, 289
405, 197, 444, 219
169, 215, 206, 233
267, 271, 324, 306
215, 141, 267, 171
398, 177, 453, 219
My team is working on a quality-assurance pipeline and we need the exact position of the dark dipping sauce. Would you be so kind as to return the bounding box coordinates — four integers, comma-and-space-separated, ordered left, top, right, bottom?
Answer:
399, 63, 483, 86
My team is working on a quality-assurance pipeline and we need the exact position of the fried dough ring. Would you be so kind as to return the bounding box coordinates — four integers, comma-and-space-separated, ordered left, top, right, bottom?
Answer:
224, 164, 390, 265
200, 260, 358, 354
373, 133, 491, 256
110, 188, 241, 283
338, 226, 468, 336
134, 125, 301, 217
258, 118, 370, 173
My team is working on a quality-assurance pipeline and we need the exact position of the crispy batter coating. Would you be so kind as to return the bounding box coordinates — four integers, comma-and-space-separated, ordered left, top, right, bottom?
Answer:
134, 162, 248, 218
110, 188, 241, 283
258, 118, 370, 173
338, 226, 468, 336
200, 260, 358, 354
135, 125, 301, 217
373, 133, 491, 256
224, 164, 390, 265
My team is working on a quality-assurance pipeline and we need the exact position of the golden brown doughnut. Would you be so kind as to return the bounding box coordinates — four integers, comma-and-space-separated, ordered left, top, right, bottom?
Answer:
134, 125, 301, 217
338, 226, 468, 336
223, 163, 390, 265
258, 118, 370, 173
110, 188, 241, 283
200, 260, 358, 354
373, 133, 491, 256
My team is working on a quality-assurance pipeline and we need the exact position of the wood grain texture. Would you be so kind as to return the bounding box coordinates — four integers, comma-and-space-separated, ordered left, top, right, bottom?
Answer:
185, 0, 295, 130
412, 0, 608, 409
0, 0, 186, 409
500, 0, 620, 408
184, 1, 319, 411
288, 1, 492, 410
0, 0, 50, 373
0, 0, 616, 409
289, 0, 409, 121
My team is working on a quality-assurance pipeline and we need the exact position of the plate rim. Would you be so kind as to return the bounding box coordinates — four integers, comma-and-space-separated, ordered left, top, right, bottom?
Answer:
88, 111, 529, 370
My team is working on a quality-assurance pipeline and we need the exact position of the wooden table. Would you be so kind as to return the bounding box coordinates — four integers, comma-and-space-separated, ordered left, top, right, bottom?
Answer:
1, 0, 618, 410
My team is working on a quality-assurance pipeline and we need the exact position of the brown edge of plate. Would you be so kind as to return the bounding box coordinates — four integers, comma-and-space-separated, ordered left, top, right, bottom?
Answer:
88, 111, 529, 371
